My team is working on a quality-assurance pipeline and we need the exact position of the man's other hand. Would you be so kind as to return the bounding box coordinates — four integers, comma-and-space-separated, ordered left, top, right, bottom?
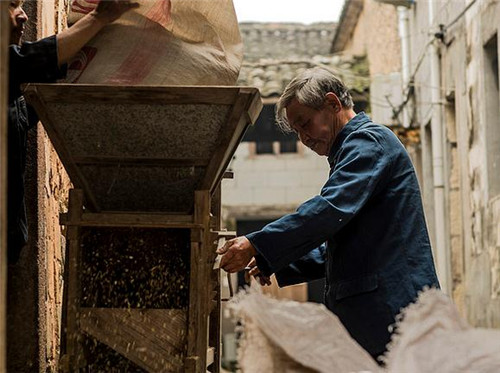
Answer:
217, 236, 256, 273
245, 257, 272, 286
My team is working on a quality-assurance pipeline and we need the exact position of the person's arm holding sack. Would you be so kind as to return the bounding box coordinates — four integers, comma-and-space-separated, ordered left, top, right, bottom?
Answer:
57, 0, 139, 65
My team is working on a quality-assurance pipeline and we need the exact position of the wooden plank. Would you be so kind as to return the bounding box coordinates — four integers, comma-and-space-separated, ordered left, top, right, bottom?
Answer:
73, 156, 209, 167
200, 87, 261, 193
206, 347, 215, 368
23, 84, 256, 106
199, 94, 250, 192
240, 87, 264, 124
208, 187, 223, 373
186, 191, 211, 372
60, 212, 200, 229
0, 2, 9, 371
23, 88, 100, 211
79, 308, 187, 373
65, 189, 85, 369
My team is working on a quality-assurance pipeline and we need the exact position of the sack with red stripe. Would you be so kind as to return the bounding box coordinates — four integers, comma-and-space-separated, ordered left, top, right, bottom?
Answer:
66, 0, 242, 85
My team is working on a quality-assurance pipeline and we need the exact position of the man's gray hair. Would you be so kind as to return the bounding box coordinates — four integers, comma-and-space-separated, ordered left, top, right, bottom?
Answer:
276, 67, 354, 132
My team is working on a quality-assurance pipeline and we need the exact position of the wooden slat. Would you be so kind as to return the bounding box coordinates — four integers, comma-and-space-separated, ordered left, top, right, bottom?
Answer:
186, 191, 211, 372
240, 87, 264, 124
0, 2, 9, 371
208, 186, 223, 373
79, 308, 187, 373
23, 84, 257, 106
60, 212, 199, 229
200, 87, 262, 193
199, 93, 249, 192
73, 156, 209, 167
65, 189, 85, 369
206, 347, 215, 368
23, 88, 100, 211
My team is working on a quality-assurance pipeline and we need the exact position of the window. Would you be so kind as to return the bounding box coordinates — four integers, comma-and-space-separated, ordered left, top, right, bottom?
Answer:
279, 140, 297, 153
243, 103, 298, 155
256, 141, 274, 154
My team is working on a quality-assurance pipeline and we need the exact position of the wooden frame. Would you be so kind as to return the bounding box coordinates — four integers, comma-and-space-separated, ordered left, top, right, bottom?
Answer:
25, 85, 262, 372
60, 188, 224, 372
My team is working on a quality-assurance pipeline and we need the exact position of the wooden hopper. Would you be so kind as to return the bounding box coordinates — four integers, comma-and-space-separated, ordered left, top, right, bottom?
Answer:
24, 84, 262, 372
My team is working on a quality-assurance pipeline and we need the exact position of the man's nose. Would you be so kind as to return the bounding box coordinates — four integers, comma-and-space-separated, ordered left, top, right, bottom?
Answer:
16, 8, 28, 24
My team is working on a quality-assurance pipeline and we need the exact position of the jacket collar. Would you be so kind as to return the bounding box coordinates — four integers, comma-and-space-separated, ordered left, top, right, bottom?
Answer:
327, 112, 370, 166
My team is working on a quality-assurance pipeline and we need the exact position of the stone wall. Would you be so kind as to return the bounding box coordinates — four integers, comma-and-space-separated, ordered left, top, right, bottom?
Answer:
239, 23, 336, 62
7, 1, 71, 371
410, 0, 500, 326
222, 142, 329, 221
339, 0, 401, 77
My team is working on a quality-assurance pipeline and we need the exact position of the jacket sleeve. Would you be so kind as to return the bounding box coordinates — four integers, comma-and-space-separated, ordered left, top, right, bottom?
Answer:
9, 35, 67, 97
247, 131, 392, 277
273, 244, 327, 287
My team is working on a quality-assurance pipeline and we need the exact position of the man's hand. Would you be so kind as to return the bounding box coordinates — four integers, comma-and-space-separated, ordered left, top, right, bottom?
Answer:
245, 257, 272, 286
217, 236, 256, 273
57, 0, 139, 65
92, 0, 140, 25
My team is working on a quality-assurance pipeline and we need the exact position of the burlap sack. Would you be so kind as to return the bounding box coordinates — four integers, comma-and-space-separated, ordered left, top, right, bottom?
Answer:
66, 0, 242, 85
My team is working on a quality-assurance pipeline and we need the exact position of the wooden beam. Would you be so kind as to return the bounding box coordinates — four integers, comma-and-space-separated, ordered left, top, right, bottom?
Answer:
186, 190, 211, 372
73, 156, 209, 167
23, 84, 255, 106
240, 87, 264, 124
79, 308, 187, 373
60, 212, 200, 229
208, 186, 223, 373
65, 189, 85, 369
199, 93, 250, 192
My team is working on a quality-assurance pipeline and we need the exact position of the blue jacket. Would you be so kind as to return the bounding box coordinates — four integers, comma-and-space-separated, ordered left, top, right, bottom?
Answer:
247, 112, 440, 357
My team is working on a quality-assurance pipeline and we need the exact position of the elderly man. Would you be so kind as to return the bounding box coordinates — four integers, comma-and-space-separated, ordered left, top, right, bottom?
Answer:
7, 0, 138, 263
218, 67, 440, 360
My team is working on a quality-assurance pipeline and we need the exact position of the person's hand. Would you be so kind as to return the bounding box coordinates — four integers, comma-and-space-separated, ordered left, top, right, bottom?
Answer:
217, 236, 256, 273
92, 0, 140, 25
245, 257, 272, 286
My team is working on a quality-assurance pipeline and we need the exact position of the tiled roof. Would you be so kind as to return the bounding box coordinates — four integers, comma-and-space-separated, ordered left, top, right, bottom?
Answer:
237, 23, 370, 98
239, 22, 337, 62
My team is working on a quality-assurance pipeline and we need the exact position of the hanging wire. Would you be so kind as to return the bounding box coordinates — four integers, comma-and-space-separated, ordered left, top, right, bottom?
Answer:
391, 0, 479, 123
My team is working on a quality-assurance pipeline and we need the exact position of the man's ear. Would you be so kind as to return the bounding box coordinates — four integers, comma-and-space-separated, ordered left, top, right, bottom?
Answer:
325, 92, 342, 113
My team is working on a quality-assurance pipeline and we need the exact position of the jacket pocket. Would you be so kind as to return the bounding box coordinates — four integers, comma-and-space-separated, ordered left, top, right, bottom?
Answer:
335, 274, 378, 301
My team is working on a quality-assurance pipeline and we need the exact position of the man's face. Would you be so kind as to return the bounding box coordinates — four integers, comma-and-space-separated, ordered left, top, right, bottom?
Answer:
9, 0, 28, 45
286, 95, 339, 156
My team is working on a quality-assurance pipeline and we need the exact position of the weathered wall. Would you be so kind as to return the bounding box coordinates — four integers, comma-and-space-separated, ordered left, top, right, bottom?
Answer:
222, 142, 329, 218
335, 0, 404, 126
410, 0, 500, 325
7, 0, 71, 371
340, 0, 401, 77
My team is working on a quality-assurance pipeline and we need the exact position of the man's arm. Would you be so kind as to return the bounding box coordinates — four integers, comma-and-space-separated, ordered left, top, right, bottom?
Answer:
220, 131, 392, 275
9, 0, 138, 94
57, 0, 139, 65
273, 244, 326, 287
